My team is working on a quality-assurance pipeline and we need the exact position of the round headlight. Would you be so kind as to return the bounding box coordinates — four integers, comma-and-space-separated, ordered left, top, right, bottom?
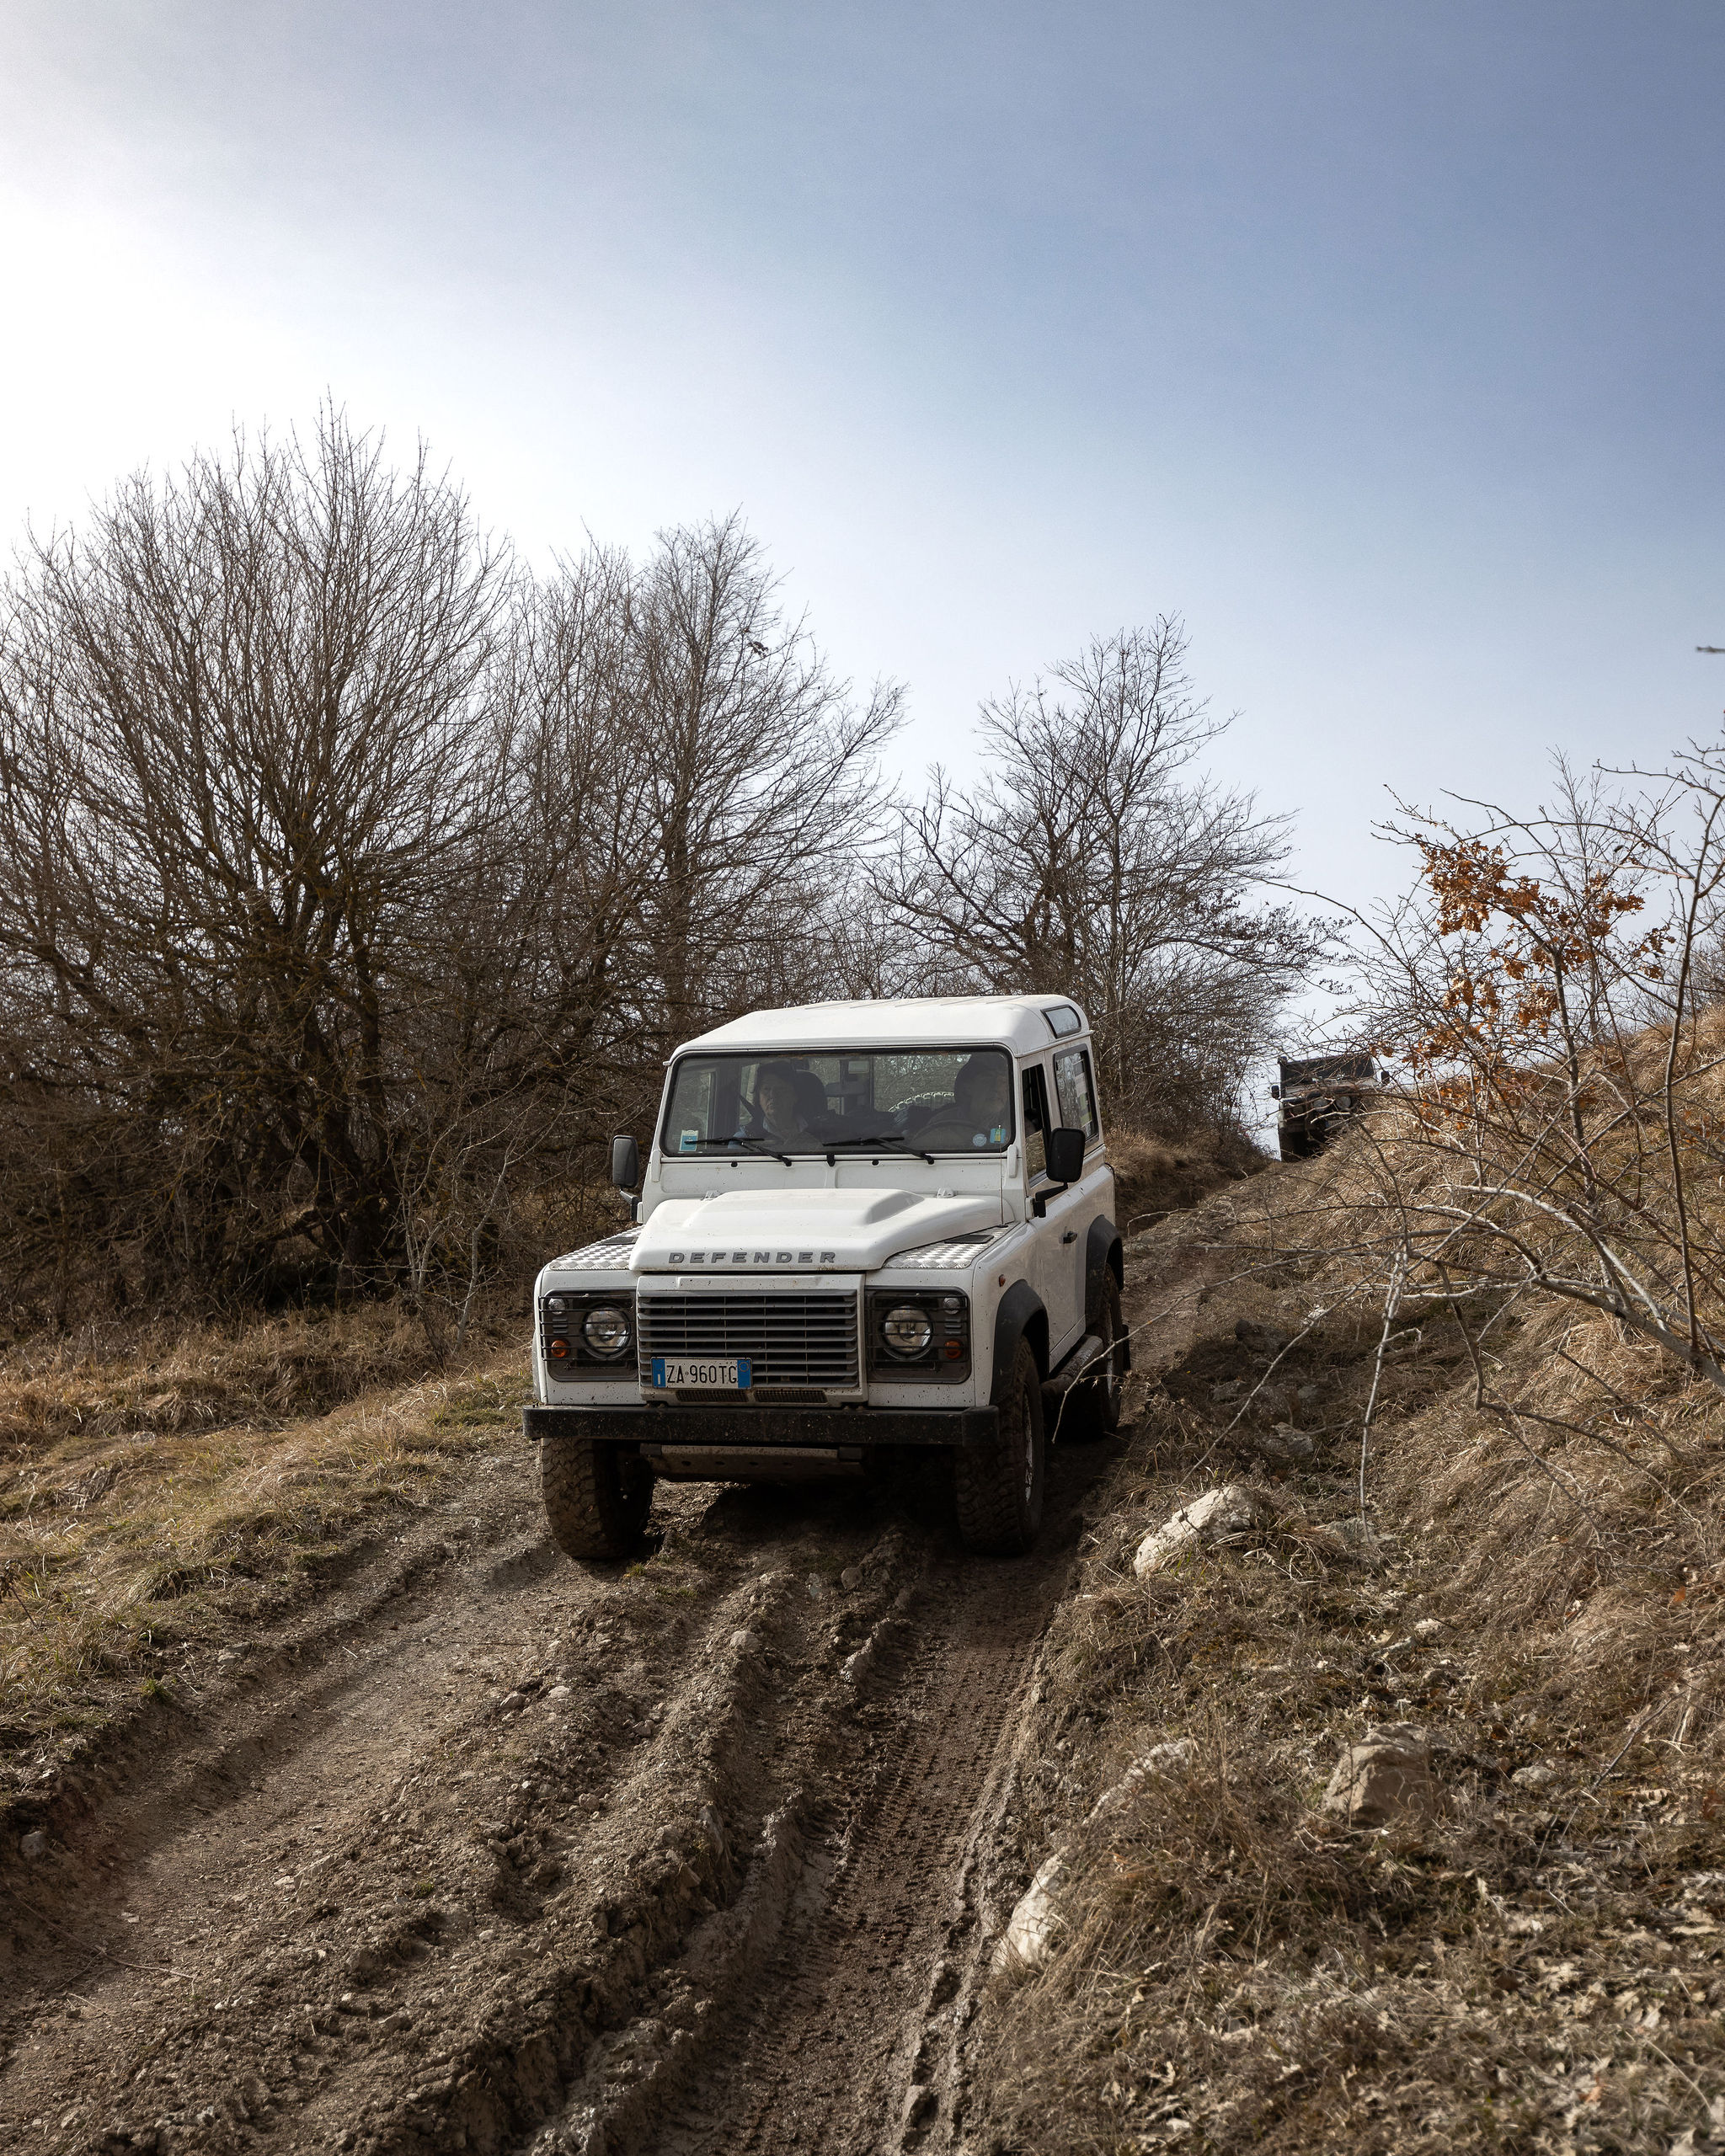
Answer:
581, 1303, 631, 1358
881, 1304, 933, 1358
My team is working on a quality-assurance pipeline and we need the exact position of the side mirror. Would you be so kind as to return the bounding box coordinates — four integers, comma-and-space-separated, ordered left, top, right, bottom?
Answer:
1268, 1085, 1281, 1100
1045, 1127, 1086, 1186
610, 1134, 640, 1192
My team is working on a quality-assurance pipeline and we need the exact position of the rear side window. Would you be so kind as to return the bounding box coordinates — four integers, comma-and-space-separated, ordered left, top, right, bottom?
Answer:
1052, 1046, 1100, 1145
1021, 1063, 1051, 1180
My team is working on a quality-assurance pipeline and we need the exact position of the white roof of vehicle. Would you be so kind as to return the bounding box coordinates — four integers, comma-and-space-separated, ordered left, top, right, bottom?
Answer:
677, 995, 1089, 1059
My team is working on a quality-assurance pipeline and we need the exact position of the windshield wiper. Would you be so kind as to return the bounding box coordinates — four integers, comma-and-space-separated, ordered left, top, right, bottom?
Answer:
713, 1136, 795, 1166
822, 1133, 937, 1166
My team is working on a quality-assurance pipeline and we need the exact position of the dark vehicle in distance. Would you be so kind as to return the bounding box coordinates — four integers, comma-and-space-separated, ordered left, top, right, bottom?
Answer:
1270, 1054, 1381, 1161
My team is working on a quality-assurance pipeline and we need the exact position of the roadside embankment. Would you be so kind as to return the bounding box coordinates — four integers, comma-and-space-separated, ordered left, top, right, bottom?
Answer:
1106, 1124, 1264, 1240
972, 1154, 1725, 2153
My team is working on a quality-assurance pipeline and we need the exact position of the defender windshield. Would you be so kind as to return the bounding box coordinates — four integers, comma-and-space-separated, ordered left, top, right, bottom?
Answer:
661, 1049, 1016, 1157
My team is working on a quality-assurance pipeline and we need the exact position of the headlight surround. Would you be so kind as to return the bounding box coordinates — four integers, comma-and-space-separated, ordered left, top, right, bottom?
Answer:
581, 1302, 632, 1358
880, 1303, 934, 1359
867, 1289, 970, 1381
542, 1289, 637, 1378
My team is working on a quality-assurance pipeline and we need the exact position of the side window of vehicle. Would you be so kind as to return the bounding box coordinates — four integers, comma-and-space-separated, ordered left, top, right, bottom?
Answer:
1021, 1062, 1051, 1180
1052, 1046, 1100, 1146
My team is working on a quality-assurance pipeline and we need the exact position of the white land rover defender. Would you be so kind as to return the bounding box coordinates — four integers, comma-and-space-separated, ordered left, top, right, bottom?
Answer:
523, 995, 1128, 1559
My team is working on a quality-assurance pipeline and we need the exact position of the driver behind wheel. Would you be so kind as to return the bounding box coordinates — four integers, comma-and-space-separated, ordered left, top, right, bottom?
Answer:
916, 1056, 1011, 1149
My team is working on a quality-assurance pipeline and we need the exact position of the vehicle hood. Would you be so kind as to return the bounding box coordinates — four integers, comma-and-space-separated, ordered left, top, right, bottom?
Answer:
630, 1187, 1003, 1273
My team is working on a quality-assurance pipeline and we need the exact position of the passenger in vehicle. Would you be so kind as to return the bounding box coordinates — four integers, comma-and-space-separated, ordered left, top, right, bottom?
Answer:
791, 1069, 830, 1129
916, 1057, 1012, 1148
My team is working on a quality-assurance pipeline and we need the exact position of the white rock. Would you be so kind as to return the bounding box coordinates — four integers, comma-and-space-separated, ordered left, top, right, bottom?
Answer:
805, 1576, 826, 1601
1413, 1617, 1446, 1640
1510, 1761, 1557, 1790
1132, 1485, 1281, 1578
993, 1850, 1068, 1974
19, 1830, 46, 1861
729, 1629, 761, 1655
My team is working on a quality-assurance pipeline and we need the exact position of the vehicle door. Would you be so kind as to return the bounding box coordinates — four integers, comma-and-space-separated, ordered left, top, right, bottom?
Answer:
1021, 1056, 1084, 1361
1050, 1041, 1108, 1333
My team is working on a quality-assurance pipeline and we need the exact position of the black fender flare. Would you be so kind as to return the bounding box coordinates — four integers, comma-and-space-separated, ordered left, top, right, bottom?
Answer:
990, 1278, 1049, 1404
1085, 1216, 1129, 1371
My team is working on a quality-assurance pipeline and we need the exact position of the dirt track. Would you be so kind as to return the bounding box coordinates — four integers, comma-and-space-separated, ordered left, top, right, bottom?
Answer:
0, 1417, 1114, 2154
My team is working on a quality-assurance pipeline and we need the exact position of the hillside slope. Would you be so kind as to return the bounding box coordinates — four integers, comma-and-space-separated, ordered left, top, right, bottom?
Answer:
972, 1146, 1725, 2153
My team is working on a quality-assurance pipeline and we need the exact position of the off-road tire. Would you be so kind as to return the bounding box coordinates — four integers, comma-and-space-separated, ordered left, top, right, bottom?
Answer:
541, 1437, 653, 1561
1063, 1273, 1125, 1442
954, 1338, 1045, 1556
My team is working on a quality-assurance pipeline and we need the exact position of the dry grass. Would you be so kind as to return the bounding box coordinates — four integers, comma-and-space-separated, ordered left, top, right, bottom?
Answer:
1108, 1123, 1268, 1238
0, 1304, 529, 1780
974, 1163, 1725, 2154
1231, 1114, 1725, 1745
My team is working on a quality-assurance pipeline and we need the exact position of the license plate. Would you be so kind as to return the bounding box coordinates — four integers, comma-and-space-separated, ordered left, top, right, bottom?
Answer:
652, 1356, 751, 1390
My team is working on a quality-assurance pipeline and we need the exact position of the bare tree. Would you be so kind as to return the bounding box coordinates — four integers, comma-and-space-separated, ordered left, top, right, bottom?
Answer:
485, 520, 905, 1127
1, 427, 1332, 1331
877, 622, 1328, 1129
0, 411, 507, 1299
624, 516, 904, 1051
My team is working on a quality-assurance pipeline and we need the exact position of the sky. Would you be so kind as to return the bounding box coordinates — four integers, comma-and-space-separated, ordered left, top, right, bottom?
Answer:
0, 0, 1721, 926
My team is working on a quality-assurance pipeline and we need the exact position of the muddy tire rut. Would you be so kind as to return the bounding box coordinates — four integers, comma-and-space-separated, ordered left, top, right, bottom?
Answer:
0, 1432, 1114, 2155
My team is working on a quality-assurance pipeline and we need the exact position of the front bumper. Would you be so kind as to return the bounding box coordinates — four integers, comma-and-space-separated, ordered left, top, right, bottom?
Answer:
522, 1403, 998, 1450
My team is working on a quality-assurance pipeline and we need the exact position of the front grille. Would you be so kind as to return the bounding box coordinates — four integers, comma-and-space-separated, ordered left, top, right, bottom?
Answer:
639, 1293, 860, 1391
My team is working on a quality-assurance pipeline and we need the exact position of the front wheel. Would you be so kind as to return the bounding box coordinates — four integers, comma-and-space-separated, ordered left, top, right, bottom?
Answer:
954, 1338, 1045, 1556
541, 1436, 654, 1561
